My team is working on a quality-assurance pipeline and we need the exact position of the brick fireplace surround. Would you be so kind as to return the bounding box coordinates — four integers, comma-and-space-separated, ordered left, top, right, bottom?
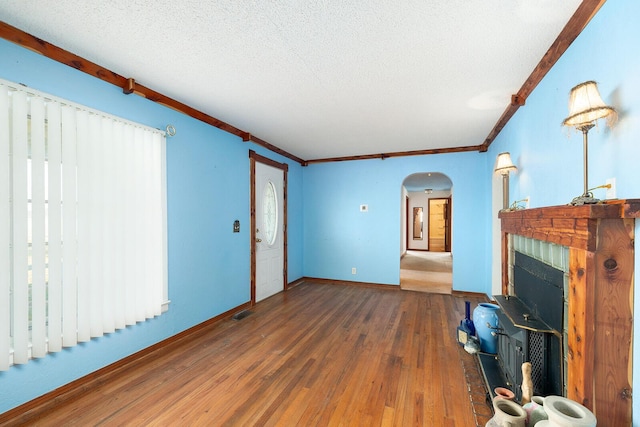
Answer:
499, 199, 640, 427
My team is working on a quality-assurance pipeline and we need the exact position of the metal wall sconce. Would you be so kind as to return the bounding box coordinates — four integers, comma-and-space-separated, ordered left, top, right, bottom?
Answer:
562, 81, 616, 205
494, 152, 517, 210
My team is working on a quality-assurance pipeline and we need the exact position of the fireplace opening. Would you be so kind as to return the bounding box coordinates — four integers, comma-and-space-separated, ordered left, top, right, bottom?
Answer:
479, 248, 566, 402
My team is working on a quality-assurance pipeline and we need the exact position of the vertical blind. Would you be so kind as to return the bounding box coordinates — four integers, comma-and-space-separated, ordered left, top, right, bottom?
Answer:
0, 79, 167, 370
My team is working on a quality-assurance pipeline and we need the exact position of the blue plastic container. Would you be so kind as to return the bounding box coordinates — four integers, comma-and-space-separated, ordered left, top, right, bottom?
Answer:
473, 303, 500, 354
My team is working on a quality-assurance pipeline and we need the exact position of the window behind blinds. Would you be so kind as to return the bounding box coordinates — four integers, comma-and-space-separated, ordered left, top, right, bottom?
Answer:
0, 78, 167, 369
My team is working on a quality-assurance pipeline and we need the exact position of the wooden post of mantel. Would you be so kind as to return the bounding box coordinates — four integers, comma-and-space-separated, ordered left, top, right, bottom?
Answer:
499, 199, 640, 427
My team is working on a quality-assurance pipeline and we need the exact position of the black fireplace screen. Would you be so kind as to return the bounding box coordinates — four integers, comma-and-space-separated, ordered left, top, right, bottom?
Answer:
495, 252, 564, 400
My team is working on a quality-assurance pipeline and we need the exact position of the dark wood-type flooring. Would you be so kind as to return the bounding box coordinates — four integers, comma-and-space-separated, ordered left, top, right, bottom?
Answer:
4, 281, 488, 426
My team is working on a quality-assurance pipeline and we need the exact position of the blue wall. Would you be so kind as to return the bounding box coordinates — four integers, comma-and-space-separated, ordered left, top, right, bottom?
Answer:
0, 38, 304, 412
487, 1, 640, 423
303, 152, 490, 291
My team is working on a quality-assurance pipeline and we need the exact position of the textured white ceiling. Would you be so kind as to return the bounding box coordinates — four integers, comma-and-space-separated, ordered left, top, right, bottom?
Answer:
0, 0, 582, 160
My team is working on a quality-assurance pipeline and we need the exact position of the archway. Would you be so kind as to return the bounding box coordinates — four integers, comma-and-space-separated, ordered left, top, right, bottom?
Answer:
400, 172, 453, 294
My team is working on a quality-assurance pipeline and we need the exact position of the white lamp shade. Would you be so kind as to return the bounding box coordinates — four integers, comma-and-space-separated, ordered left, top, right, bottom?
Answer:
494, 152, 517, 175
563, 81, 615, 127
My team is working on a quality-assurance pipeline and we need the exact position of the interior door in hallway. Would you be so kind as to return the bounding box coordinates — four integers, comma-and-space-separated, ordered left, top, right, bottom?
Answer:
428, 198, 450, 252
254, 161, 285, 302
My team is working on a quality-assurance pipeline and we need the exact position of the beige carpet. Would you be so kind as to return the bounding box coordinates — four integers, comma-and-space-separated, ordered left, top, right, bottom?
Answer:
400, 250, 453, 294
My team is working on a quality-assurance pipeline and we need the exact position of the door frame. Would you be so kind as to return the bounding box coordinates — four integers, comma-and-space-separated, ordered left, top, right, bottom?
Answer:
405, 196, 410, 251
444, 196, 451, 252
249, 150, 288, 305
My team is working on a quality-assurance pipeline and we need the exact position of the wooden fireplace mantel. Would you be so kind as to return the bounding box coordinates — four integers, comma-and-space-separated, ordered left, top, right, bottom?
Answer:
499, 199, 640, 427
500, 199, 640, 251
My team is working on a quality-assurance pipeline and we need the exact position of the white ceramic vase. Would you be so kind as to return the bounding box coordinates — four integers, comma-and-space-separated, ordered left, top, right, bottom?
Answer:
535, 396, 596, 427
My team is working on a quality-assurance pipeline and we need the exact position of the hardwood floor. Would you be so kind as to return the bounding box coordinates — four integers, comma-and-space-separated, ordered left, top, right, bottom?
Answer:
5, 281, 487, 426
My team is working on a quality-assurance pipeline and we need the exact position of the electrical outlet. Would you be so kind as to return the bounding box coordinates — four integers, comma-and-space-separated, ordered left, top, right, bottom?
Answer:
351, 267, 357, 275
606, 178, 616, 199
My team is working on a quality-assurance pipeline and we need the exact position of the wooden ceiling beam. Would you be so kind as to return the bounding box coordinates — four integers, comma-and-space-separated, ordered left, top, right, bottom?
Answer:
305, 145, 483, 165
479, 0, 607, 152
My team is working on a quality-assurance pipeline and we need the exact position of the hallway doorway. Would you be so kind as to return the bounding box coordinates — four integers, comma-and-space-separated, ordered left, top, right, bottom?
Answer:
401, 172, 453, 293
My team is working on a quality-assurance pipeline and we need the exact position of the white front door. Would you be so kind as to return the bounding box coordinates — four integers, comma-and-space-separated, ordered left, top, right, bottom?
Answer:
255, 161, 284, 302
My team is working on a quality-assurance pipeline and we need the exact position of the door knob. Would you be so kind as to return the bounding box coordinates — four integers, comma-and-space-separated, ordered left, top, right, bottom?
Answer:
256, 238, 262, 243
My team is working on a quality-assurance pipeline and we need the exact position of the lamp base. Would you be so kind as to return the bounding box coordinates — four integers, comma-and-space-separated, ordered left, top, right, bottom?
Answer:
570, 193, 601, 206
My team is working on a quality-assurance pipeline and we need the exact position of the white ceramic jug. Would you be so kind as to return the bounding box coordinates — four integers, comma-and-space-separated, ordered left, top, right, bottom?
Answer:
536, 396, 596, 427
